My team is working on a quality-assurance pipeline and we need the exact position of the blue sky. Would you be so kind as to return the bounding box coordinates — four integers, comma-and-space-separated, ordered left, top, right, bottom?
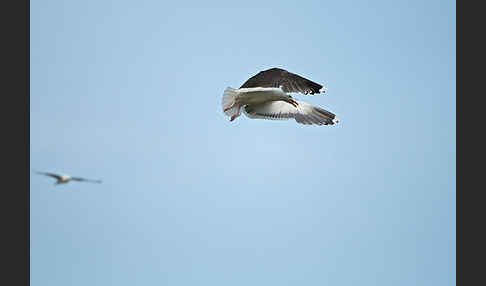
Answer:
30, 0, 456, 285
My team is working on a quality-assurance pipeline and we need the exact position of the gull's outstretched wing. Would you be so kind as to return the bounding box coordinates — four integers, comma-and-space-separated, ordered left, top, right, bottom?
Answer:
243, 100, 340, 126
71, 177, 102, 183
35, 171, 63, 180
240, 68, 327, 95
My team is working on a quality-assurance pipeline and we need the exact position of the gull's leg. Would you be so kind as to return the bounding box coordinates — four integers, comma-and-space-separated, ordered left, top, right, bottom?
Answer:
224, 101, 236, 112
230, 105, 242, 121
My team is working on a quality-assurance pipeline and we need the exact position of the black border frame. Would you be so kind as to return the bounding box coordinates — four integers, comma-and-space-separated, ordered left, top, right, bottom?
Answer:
2, 0, 29, 284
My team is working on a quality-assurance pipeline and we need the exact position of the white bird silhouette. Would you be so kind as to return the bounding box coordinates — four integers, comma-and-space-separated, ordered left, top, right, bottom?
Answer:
222, 67, 340, 126
34, 170, 102, 185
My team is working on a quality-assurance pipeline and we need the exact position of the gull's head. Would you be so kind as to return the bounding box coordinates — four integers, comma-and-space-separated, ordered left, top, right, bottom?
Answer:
319, 86, 328, 93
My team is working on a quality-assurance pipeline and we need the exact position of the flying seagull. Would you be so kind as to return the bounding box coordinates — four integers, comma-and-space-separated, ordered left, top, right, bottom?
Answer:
34, 170, 102, 185
221, 67, 340, 126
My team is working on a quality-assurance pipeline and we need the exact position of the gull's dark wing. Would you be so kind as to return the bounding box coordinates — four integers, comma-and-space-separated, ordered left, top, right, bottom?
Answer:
240, 68, 326, 95
71, 177, 102, 183
35, 171, 62, 180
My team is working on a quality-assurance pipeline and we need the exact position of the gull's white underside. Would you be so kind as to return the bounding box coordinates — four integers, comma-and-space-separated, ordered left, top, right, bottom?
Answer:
222, 87, 339, 125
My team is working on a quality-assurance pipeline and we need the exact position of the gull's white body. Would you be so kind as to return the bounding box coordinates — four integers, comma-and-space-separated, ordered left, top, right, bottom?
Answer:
57, 175, 72, 184
226, 87, 290, 107
222, 87, 339, 126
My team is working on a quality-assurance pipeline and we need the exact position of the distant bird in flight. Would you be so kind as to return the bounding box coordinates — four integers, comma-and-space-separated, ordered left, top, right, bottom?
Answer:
34, 170, 102, 185
222, 67, 340, 126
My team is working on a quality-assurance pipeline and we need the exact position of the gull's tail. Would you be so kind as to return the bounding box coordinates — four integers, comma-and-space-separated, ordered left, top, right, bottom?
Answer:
222, 87, 240, 118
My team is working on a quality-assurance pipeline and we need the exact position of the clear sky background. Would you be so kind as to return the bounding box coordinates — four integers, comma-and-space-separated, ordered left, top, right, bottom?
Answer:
30, 0, 456, 285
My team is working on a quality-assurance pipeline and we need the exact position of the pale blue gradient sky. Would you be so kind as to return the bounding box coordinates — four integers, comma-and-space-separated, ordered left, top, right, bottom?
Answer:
30, 0, 456, 285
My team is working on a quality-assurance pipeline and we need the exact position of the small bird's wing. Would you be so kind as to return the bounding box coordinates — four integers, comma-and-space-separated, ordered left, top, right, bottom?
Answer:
240, 68, 326, 95
243, 100, 340, 126
71, 177, 102, 183
35, 171, 63, 180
